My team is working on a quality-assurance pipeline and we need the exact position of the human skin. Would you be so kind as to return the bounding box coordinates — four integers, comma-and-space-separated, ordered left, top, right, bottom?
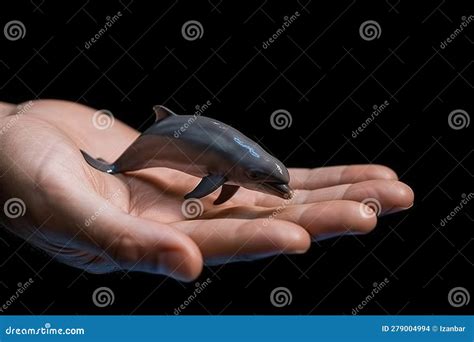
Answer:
0, 100, 414, 281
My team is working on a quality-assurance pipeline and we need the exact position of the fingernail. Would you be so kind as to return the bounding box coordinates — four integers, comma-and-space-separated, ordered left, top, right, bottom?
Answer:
383, 203, 414, 215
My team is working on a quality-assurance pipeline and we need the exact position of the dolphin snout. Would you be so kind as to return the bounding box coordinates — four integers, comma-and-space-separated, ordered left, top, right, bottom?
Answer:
261, 182, 294, 200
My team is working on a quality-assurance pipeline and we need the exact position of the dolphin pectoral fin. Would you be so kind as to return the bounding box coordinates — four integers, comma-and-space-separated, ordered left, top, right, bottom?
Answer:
153, 105, 178, 122
213, 185, 240, 205
184, 175, 226, 199
81, 150, 116, 174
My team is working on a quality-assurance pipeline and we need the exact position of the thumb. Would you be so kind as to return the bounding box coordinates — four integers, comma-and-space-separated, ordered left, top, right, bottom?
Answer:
96, 211, 203, 282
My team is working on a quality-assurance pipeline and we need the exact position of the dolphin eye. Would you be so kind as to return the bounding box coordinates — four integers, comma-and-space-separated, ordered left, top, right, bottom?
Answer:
248, 170, 262, 180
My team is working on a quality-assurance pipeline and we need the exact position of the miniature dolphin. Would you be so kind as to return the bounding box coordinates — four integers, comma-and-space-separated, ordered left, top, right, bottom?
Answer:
81, 106, 293, 205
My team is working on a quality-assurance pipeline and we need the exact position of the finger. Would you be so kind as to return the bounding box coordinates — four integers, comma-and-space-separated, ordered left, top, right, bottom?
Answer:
289, 164, 398, 190
188, 200, 377, 242
0, 101, 15, 117
253, 180, 414, 215
172, 218, 311, 265
96, 211, 203, 281
337, 179, 414, 215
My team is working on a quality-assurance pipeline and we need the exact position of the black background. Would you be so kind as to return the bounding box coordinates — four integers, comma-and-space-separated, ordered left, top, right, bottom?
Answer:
0, 0, 472, 315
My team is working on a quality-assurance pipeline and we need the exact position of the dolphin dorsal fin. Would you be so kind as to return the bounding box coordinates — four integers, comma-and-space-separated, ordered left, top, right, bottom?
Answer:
153, 105, 178, 122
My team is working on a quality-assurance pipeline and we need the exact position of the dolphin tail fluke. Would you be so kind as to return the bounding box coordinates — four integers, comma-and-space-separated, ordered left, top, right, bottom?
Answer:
80, 150, 116, 174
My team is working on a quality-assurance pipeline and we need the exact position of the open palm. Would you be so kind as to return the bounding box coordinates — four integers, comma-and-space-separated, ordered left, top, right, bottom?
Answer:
0, 100, 413, 281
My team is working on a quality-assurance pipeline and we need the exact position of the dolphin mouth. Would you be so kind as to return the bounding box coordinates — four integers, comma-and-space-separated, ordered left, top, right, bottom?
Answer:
261, 182, 294, 199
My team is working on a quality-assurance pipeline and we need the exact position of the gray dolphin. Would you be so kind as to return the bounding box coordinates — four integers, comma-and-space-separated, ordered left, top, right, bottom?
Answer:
81, 106, 293, 205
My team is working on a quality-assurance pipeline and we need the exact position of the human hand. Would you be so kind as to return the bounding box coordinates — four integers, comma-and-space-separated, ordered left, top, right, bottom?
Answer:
0, 100, 413, 281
